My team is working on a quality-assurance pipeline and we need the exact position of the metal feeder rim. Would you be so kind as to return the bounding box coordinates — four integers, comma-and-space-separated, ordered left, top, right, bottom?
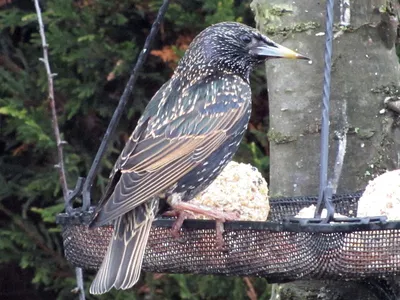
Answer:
57, 211, 400, 234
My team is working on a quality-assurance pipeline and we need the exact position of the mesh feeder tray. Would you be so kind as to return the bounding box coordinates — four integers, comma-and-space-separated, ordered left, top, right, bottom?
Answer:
57, 192, 400, 282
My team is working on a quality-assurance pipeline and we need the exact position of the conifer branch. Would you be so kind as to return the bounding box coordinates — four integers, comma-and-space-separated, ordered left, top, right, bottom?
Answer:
0, 203, 67, 268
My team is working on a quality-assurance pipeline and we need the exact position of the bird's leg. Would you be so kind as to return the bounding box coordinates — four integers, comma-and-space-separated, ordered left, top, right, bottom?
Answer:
161, 210, 180, 218
168, 193, 240, 248
170, 210, 194, 240
215, 219, 225, 250
168, 195, 240, 221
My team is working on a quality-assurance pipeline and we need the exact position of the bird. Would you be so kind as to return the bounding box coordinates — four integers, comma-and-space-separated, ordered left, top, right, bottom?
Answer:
89, 21, 308, 294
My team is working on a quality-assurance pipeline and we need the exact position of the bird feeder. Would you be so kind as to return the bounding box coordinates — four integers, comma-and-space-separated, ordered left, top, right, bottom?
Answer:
56, 0, 400, 298
59, 191, 400, 282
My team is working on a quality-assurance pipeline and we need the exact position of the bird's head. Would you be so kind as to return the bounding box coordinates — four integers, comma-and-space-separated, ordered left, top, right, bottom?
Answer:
177, 22, 309, 80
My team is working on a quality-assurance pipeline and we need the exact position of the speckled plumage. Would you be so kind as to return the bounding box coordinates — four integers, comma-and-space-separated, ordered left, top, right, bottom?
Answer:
89, 22, 308, 294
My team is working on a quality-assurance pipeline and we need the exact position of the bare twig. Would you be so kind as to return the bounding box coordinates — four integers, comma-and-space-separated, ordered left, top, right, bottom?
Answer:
33, 1, 85, 299
243, 277, 258, 300
34, 0, 69, 200
81, 0, 170, 211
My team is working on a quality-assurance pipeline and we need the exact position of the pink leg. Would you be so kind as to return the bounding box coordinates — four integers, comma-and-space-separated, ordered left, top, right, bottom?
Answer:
168, 195, 240, 249
215, 219, 225, 250
162, 210, 180, 218
170, 201, 240, 221
170, 210, 193, 239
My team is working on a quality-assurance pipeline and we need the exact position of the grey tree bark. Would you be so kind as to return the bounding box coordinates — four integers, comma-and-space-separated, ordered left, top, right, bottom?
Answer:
251, 0, 400, 299
252, 0, 400, 197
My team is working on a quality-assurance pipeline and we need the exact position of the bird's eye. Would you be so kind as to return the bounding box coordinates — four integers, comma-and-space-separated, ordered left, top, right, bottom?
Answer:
240, 35, 252, 44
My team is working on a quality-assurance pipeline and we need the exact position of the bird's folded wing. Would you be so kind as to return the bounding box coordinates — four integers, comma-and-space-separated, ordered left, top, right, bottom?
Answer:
92, 75, 251, 225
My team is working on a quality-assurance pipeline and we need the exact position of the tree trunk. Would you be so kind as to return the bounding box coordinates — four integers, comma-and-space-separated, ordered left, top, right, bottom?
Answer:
251, 0, 400, 299
252, 0, 400, 197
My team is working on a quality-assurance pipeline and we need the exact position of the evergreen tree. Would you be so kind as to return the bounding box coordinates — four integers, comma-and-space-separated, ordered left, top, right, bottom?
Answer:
0, 1, 270, 299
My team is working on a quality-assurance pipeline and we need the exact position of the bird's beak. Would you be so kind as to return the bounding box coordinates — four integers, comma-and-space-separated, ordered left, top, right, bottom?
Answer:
250, 42, 309, 60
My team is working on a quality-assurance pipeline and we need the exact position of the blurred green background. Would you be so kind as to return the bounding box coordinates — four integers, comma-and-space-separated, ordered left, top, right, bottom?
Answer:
0, 0, 271, 299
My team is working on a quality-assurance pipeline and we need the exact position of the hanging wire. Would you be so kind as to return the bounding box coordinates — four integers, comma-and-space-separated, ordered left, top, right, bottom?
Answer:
79, 0, 170, 211
315, 0, 335, 219
75, 267, 86, 300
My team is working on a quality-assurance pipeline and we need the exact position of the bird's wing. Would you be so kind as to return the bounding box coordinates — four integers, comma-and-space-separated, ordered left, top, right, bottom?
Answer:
91, 74, 251, 226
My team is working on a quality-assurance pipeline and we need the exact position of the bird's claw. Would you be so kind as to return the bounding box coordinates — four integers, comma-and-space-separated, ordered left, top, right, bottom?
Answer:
216, 220, 226, 250
170, 210, 194, 242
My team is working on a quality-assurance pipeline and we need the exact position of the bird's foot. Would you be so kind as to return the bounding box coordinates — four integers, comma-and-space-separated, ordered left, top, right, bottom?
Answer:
170, 210, 194, 243
170, 201, 240, 221
161, 210, 180, 218
167, 194, 240, 248
215, 219, 225, 250
169, 199, 239, 250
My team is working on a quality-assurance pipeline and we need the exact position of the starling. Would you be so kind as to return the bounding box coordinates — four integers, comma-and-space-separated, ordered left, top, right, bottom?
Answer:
89, 22, 308, 294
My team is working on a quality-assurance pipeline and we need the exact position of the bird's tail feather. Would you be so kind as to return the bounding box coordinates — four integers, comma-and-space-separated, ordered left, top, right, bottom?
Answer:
90, 199, 158, 294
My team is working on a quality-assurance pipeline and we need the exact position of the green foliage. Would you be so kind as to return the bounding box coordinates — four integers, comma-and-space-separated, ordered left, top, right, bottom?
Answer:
89, 273, 270, 300
0, 0, 270, 299
236, 141, 269, 178
203, 0, 236, 24
31, 203, 65, 224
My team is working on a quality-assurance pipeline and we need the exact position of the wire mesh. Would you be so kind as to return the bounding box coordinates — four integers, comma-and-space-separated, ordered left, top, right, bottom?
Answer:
58, 192, 400, 282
